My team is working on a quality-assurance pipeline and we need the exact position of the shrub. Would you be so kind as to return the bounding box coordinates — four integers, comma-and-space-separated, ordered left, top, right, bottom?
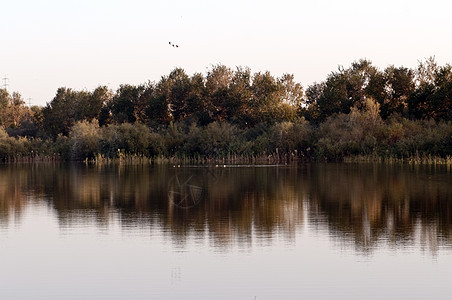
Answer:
69, 120, 100, 160
117, 122, 151, 155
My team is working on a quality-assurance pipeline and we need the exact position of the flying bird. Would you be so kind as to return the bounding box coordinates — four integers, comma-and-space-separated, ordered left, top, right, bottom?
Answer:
169, 42, 180, 48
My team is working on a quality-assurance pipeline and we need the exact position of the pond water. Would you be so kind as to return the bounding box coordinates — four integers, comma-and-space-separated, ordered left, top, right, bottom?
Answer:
0, 163, 451, 299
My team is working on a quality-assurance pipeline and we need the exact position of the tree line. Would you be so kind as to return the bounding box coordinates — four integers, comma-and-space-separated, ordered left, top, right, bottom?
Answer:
1, 58, 452, 162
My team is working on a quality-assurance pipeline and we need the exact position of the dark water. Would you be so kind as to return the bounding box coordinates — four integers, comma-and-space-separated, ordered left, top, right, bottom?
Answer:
0, 163, 451, 299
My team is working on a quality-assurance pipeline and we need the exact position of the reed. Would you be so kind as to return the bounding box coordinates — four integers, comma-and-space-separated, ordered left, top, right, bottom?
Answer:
344, 154, 452, 165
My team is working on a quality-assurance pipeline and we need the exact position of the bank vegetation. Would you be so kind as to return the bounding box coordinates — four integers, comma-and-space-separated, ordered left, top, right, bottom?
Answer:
1, 57, 451, 164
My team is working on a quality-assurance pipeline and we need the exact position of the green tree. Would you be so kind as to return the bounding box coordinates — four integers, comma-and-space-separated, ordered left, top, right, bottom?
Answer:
81, 86, 112, 121
134, 82, 154, 124
430, 65, 452, 120
42, 88, 78, 137
309, 60, 376, 123
408, 61, 452, 120
0, 91, 31, 128
226, 67, 252, 126
167, 68, 191, 121
205, 65, 234, 122
185, 73, 209, 125
147, 79, 172, 126
111, 84, 142, 124
0, 89, 11, 126
9, 92, 30, 128
382, 66, 414, 118
302, 82, 324, 123
147, 74, 176, 126
250, 71, 281, 124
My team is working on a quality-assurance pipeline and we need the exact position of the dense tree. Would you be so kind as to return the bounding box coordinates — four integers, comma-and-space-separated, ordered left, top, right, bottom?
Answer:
0, 60, 451, 162
0, 89, 9, 111
302, 82, 324, 122
185, 73, 208, 124
42, 86, 113, 137
408, 59, 452, 120
205, 65, 234, 122
146, 83, 172, 127
146, 75, 174, 126
166, 68, 192, 121
29, 60, 452, 140
225, 67, 252, 126
135, 82, 154, 124
0, 90, 31, 129
110, 84, 143, 124
365, 69, 387, 117
305, 59, 377, 123
416, 56, 438, 87
382, 66, 415, 118
278, 74, 304, 108
302, 59, 450, 122
249, 71, 299, 125
9, 92, 27, 127
407, 83, 435, 120
86, 86, 113, 121
42, 88, 77, 137
431, 65, 452, 120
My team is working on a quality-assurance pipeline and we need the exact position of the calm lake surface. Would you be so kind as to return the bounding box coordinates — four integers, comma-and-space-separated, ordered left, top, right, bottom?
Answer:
0, 163, 451, 299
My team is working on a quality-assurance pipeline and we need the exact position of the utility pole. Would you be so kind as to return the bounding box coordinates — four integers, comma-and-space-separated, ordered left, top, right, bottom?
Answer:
28, 97, 32, 107
1, 76, 8, 91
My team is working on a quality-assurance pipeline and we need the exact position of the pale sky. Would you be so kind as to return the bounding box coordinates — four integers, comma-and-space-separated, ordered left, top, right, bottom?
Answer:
1, 0, 451, 106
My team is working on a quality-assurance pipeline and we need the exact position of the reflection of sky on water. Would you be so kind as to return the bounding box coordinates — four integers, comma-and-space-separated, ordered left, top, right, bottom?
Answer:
0, 163, 452, 298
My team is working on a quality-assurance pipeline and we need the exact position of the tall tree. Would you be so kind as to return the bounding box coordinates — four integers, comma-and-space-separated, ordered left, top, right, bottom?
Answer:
147, 76, 173, 126
408, 59, 452, 120
185, 73, 209, 124
87, 86, 113, 121
42, 88, 78, 137
9, 92, 30, 128
111, 84, 142, 124
416, 56, 438, 87
430, 65, 452, 120
134, 82, 154, 124
205, 65, 234, 122
0, 90, 31, 128
226, 67, 252, 126
308, 59, 376, 123
383, 66, 415, 118
0, 89, 10, 126
167, 68, 191, 121
302, 82, 324, 123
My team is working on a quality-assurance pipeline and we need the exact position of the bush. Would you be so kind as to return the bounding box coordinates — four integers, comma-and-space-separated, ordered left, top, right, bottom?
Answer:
98, 124, 121, 158
117, 123, 151, 155
269, 118, 313, 157
69, 120, 100, 160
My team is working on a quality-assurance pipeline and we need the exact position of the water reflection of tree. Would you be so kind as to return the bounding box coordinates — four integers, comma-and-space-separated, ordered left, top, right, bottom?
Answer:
0, 165, 30, 226
0, 164, 307, 247
0, 163, 451, 253
164, 167, 307, 248
307, 164, 452, 252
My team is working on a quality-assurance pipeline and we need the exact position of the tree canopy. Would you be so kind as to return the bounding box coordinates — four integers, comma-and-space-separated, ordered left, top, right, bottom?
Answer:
0, 59, 452, 162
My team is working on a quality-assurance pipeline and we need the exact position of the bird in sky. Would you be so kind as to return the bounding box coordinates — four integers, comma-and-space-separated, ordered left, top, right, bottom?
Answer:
169, 42, 179, 48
